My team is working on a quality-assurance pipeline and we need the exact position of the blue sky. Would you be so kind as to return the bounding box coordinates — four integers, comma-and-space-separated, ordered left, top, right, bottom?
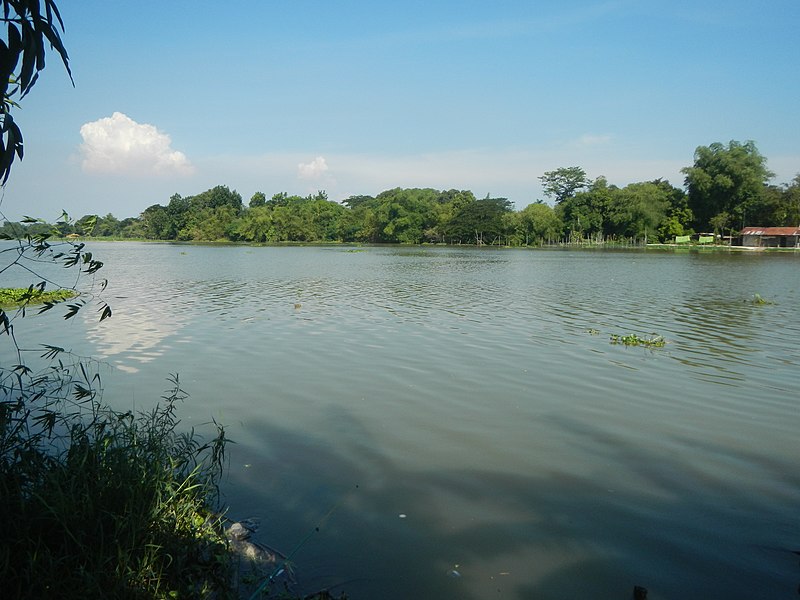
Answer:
1, 0, 798, 220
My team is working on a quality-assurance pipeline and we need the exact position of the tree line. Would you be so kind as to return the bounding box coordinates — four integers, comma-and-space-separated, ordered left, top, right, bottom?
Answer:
3, 140, 798, 245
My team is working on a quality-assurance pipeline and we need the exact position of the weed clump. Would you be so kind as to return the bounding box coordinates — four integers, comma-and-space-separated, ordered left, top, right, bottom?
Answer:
750, 293, 774, 305
609, 333, 666, 348
0, 372, 233, 600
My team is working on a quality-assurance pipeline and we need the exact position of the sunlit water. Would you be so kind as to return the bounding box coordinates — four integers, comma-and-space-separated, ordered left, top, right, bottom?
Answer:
4, 243, 799, 599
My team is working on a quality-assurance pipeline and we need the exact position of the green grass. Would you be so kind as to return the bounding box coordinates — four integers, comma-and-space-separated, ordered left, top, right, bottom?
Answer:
0, 375, 233, 600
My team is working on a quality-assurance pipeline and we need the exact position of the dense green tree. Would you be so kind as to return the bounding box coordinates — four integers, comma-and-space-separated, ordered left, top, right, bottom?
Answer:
140, 204, 172, 239
249, 191, 266, 208
647, 179, 693, 240
232, 206, 272, 242
557, 177, 616, 239
52, 155, 791, 245
744, 175, 800, 227
448, 196, 513, 245
539, 167, 590, 204
182, 206, 239, 240
682, 140, 774, 231
270, 205, 306, 241
342, 194, 374, 209
499, 211, 524, 246
118, 216, 145, 238
519, 201, 562, 245
709, 211, 732, 237
607, 182, 670, 242
374, 188, 438, 243
302, 195, 346, 241
165, 193, 190, 239
267, 192, 290, 207
93, 213, 121, 236
432, 189, 476, 243
782, 175, 800, 225
188, 185, 243, 213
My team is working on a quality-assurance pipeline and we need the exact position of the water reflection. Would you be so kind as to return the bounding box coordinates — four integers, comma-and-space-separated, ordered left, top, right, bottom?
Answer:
225, 405, 798, 600
62, 243, 800, 600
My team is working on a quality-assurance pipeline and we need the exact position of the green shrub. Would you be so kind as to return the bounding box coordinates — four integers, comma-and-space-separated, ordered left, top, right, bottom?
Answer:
0, 370, 233, 600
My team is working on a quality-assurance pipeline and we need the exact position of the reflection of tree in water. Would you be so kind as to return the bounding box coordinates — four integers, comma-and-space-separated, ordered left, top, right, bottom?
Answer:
226, 406, 799, 600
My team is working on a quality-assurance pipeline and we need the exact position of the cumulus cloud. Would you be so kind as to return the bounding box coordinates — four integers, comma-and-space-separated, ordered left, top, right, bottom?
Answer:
79, 112, 194, 176
297, 156, 329, 180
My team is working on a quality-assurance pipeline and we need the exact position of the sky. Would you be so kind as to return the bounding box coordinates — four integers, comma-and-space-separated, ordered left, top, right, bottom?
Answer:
0, 0, 798, 221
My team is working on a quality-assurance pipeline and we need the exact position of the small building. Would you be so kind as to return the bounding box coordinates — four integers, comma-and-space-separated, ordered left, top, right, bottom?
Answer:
739, 226, 800, 248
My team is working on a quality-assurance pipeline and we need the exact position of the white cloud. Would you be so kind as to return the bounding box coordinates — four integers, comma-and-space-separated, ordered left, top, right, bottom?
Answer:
79, 112, 194, 176
297, 156, 329, 180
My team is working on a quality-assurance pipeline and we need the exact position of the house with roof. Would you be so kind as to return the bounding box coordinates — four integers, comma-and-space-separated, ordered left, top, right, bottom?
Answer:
739, 227, 800, 248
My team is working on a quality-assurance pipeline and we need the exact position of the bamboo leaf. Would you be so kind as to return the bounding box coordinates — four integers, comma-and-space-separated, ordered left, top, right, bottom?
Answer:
63, 302, 82, 319
99, 303, 112, 321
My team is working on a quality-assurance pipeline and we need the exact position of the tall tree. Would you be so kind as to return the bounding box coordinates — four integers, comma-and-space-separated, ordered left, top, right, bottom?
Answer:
539, 167, 590, 204
607, 182, 670, 242
374, 188, 438, 244
681, 140, 774, 231
448, 196, 513, 245
248, 191, 266, 208
557, 176, 616, 239
519, 201, 562, 245
188, 185, 243, 213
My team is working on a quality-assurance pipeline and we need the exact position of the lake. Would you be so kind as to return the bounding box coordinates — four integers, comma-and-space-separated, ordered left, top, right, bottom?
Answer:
5, 243, 800, 599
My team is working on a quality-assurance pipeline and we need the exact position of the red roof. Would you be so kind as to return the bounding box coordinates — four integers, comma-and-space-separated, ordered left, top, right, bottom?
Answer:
740, 227, 800, 236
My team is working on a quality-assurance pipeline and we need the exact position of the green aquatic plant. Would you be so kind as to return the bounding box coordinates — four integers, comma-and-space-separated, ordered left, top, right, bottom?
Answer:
586, 328, 601, 335
750, 293, 774, 305
0, 286, 75, 308
609, 333, 666, 348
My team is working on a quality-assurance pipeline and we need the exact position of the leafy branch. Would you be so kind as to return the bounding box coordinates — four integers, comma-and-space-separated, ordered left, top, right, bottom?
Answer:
1, 0, 73, 183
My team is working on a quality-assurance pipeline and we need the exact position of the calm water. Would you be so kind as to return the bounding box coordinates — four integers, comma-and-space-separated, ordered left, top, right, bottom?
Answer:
5, 243, 800, 599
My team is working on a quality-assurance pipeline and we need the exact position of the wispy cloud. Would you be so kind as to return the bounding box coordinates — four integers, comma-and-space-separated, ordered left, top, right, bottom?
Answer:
297, 156, 330, 180
79, 112, 194, 177
199, 145, 688, 209
351, 0, 633, 47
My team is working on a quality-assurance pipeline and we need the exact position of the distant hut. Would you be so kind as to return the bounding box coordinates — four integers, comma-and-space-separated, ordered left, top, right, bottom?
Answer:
739, 227, 800, 248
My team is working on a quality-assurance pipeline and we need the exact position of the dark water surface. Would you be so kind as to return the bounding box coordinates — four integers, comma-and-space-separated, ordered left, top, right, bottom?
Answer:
7, 243, 800, 599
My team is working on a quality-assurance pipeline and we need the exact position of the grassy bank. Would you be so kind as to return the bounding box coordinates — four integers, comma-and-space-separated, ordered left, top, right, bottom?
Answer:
0, 373, 233, 599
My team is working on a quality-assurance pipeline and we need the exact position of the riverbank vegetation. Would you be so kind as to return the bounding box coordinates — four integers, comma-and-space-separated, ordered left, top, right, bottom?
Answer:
4, 142, 796, 247
0, 3, 335, 597
1, 227, 236, 598
1, 372, 232, 599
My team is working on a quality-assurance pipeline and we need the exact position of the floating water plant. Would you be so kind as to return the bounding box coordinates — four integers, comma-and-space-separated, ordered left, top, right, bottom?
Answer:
750, 293, 774, 305
609, 333, 666, 348
0, 287, 75, 308
586, 328, 600, 335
